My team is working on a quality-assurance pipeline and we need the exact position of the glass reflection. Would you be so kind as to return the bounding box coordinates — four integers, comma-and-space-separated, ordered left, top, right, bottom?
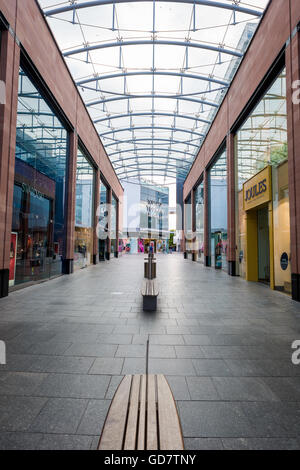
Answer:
74, 149, 94, 270
10, 67, 67, 287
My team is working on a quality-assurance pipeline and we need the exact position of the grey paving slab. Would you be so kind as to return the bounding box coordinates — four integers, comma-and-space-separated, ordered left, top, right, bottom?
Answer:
222, 437, 300, 450
0, 432, 42, 450
121, 358, 146, 375
0, 372, 48, 396
115, 344, 146, 358
148, 358, 196, 376
0, 396, 47, 431
105, 376, 124, 399
149, 345, 176, 358
212, 377, 279, 402
165, 376, 190, 400
184, 438, 224, 450
36, 434, 93, 450
186, 377, 219, 400
34, 373, 111, 399
177, 401, 255, 438
63, 343, 117, 358
175, 345, 205, 358
1, 253, 300, 449
150, 334, 185, 345
89, 357, 124, 375
29, 398, 88, 434
192, 359, 233, 376
76, 399, 111, 435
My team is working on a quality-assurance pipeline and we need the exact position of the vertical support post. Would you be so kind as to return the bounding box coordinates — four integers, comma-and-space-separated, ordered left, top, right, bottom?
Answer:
203, 169, 210, 267
106, 186, 112, 260
286, 26, 300, 301
63, 131, 77, 274
191, 188, 197, 261
93, 167, 100, 264
115, 198, 119, 258
0, 29, 20, 298
226, 132, 236, 276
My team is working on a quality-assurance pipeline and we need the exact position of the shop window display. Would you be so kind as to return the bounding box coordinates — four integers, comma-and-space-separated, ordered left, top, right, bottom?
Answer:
195, 182, 204, 263
236, 68, 290, 294
74, 148, 94, 270
98, 180, 109, 260
208, 150, 228, 271
111, 194, 118, 256
10, 67, 68, 287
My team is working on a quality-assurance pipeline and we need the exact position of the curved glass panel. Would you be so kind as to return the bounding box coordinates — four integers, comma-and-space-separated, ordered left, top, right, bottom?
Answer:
40, 0, 268, 185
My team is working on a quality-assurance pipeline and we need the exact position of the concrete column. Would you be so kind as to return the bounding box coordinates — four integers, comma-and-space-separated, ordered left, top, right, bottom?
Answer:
203, 169, 210, 267
93, 167, 100, 264
106, 186, 112, 260
0, 30, 20, 298
226, 132, 236, 276
286, 26, 300, 301
62, 131, 77, 274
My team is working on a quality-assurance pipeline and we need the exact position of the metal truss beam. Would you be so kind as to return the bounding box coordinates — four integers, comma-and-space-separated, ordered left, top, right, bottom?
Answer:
117, 168, 186, 179
112, 156, 192, 165
109, 148, 194, 157
115, 163, 189, 173
63, 39, 242, 58
87, 94, 218, 108
94, 112, 211, 125
100, 126, 205, 138
77, 71, 229, 88
44, 0, 263, 19
105, 138, 199, 148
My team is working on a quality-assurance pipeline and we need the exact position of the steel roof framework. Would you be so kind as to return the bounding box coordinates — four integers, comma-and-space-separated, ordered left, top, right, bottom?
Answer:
40, 0, 267, 184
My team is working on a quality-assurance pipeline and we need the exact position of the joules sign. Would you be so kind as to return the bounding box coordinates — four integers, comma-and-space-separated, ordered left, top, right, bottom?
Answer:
243, 166, 272, 211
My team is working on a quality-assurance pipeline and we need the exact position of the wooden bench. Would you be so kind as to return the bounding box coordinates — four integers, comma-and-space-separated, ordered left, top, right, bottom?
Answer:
98, 374, 184, 450
141, 279, 159, 311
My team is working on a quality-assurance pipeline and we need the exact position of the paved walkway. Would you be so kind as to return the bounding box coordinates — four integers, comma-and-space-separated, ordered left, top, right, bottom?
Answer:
0, 253, 300, 450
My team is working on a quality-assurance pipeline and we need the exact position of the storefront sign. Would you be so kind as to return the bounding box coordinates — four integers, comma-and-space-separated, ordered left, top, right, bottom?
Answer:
243, 166, 272, 211
280, 252, 289, 271
21, 183, 44, 199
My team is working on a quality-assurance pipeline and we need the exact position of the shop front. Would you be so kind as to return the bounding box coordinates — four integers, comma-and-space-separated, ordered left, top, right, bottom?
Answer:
98, 180, 109, 260
239, 164, 291, 294
74, 148, 94, 271
208, 149, 228, 271
236, 67, 291, 295
195, 181, 204, 264
10, 67, 68, 289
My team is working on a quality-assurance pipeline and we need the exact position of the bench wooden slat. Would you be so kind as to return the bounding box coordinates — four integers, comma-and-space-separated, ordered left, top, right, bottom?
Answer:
98, 374, 132, 450
124, 374, 141, 450
98, 374, 184, 450
157, 374, 184, 450
147, 374, 158, 450
137, 374, 146, 450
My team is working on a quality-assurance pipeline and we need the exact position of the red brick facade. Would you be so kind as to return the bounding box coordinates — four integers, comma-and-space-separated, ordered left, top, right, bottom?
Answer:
183, 0, 300, 301
0, 0, 123, 296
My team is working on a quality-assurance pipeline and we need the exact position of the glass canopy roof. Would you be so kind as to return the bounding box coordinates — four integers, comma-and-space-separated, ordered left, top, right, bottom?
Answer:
39, 0, 268, 185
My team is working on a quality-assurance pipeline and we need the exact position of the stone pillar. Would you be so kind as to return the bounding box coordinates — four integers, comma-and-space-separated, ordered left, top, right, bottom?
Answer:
93, 167, 100, 264
227, 132, 236, 276
106, 186, 112, 260
0, 29, 20, 297
286, 26, 300, 301
203, 169, 210, 267
62, 131, 77, 274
